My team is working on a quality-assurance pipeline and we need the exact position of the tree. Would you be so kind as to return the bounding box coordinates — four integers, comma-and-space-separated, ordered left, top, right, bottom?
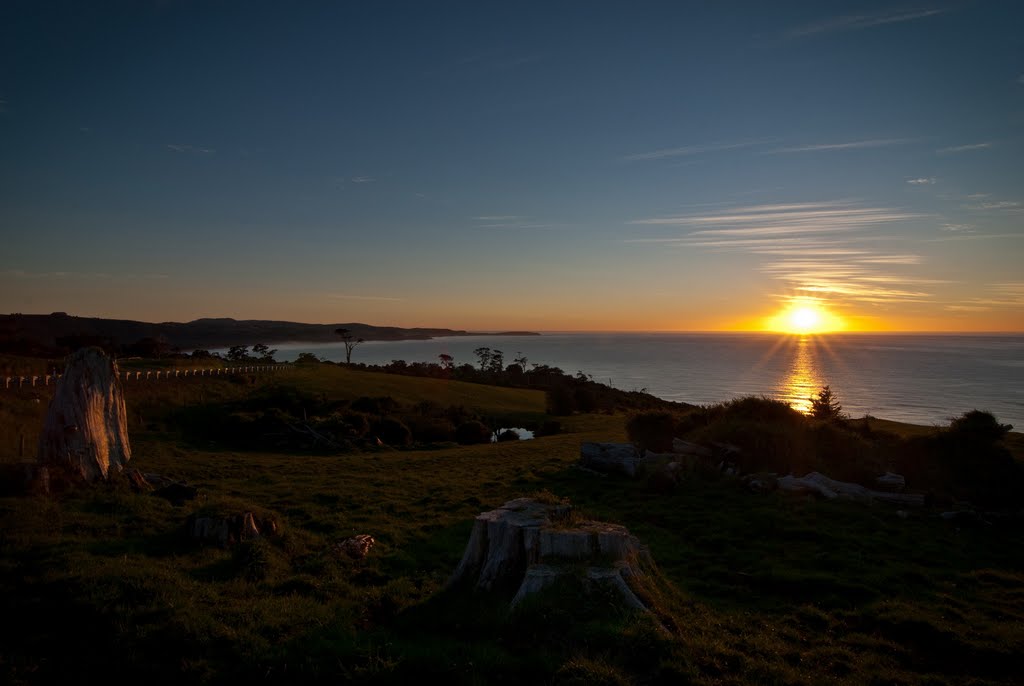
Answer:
489, 349, 504, 374
438, 353, 454, 371
251, 343, 278, 362
227, 345, 249, 362
810, 385, 844, 420
513, 352, 528, 370
335, 328, 365, 364
473, 347, 492, 371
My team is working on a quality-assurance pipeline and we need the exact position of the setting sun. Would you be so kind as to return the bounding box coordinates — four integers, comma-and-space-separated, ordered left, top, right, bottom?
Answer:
764, 300, 846, 334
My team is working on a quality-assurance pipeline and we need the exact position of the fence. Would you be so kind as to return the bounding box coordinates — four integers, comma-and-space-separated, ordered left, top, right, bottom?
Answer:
3, 364, 289, 390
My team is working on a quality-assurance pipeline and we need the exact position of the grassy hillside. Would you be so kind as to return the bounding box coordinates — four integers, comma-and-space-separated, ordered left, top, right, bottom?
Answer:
1, 363, 1022, 684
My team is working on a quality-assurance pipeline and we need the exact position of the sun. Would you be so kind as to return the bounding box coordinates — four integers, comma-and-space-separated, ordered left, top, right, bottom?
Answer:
788, 306, 821, 333
765, 300, 845, 334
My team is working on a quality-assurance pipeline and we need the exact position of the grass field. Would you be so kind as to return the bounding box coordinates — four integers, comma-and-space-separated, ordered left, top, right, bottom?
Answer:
1, 362, 1022, 684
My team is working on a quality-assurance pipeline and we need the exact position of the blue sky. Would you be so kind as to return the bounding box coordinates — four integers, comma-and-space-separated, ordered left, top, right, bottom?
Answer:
1, 1, 1022, 330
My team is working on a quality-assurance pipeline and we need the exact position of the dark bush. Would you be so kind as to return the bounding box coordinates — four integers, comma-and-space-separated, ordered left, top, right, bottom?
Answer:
547, 386, 576, 416
947, 410, 1012, 443
496, 429, 520, 442
351, 396, 398, 415
719, 396, 805, 427
534, 420, 563, 437
405, 417, 457, 443
375, 417, 412, 446
455, 420, 492, 445
626, 412, 676, 454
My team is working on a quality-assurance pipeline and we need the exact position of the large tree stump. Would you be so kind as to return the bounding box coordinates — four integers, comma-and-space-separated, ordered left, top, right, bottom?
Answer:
37, 347, 131, 482
449, 498, 654, 611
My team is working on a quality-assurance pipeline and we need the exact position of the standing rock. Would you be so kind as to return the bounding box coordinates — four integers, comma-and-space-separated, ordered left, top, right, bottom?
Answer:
37, 347, 131, 482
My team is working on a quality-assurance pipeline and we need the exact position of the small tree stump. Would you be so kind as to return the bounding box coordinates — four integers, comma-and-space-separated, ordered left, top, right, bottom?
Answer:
449, 498, 654, 611
37, 347, 131, 482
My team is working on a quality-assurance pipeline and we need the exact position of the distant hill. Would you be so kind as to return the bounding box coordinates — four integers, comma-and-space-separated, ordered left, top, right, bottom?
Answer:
0, 313, 539, 352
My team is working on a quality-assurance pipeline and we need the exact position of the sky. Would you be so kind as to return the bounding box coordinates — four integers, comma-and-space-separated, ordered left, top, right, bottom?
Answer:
1, 0, 1022, 332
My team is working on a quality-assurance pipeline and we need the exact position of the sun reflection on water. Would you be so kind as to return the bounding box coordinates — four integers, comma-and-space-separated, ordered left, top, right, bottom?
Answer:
778, 335, 823, 414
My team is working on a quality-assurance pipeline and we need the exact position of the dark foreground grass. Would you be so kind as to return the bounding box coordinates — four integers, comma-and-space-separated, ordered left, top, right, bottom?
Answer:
1, 369, 1022, 684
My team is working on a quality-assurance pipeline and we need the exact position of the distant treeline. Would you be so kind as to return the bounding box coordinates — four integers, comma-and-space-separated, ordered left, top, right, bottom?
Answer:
0, 312, 535, 353
298, 347, 690, 416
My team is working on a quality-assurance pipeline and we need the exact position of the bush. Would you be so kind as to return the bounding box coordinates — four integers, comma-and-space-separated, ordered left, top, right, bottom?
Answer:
547, 386, 576, 416
947, 410, 1012, 443
405, 417, 457, 443
496, 429, 520, 442
534, 420, 563, 437
455, 420, 492, 445
372, 417, 411, 446
626, 412, 676, 454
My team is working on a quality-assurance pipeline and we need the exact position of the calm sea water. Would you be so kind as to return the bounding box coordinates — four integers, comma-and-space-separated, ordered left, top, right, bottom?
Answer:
269, 334, 1024, 429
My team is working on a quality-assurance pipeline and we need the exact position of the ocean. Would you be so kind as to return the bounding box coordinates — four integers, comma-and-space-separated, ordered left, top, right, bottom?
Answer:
267, 333, 1024, 429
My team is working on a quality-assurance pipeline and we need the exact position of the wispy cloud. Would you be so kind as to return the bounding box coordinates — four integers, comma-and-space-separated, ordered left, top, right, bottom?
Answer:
937, 142, 991, 154
472, 215, 523, 221
907, 177, 936, 185
623, 140, 764, 161
627, 200, 934, 306
786, 8, 948, 38
166, 144, 214, 154
963, 200, 1021, 211
327, 293, 404, 302
1, 269, 168, 280
945, 282, 1024, 312
350, 176, 376, 183
768, 138, 914, 154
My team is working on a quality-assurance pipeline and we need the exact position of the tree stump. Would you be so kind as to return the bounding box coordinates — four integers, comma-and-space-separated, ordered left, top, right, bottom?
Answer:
37, 347, 131, 482
449, 498, 654, 611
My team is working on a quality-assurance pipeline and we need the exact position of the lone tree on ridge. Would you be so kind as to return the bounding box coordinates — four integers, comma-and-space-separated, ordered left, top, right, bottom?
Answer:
335, 328, 365, 364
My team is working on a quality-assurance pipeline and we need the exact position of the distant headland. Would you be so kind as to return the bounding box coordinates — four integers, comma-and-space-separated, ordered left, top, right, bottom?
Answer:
0, 312, 540, 353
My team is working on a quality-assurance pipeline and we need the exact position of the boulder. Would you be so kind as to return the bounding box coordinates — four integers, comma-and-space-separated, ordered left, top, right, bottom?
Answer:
449, 498, 654, 612
579, 442, 642, 477
672, 439, 712, 457
777, 472, 925, 506
335, 534, 375, 559
37, 347, 131, 482
189, 512, 277, 547
875, 472, 906, 491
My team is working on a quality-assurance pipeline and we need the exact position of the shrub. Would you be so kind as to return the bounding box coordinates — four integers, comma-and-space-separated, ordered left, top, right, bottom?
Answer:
496, 429, 520, 442
455, 420, 492, 445
375, 417, 412, 446
405, 417, 457, 443
547, 386, 576, 416
534, 420, 563, 437
947, 410, 1012, 443
626, 412, 676, 454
